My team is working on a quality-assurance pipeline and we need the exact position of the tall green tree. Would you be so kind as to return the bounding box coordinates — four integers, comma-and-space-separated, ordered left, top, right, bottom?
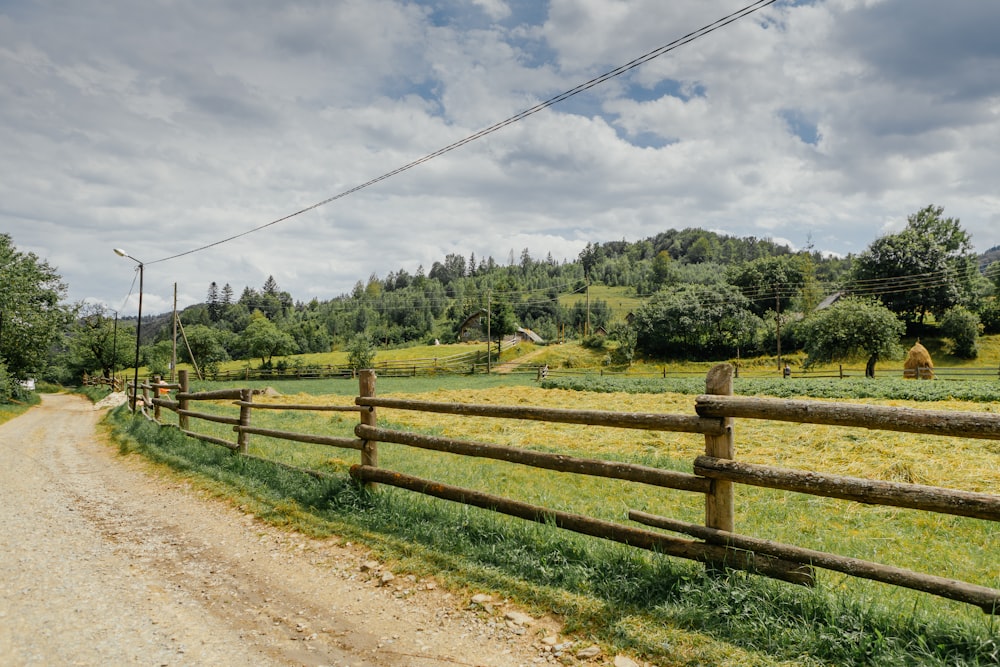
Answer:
68, 304, 134, 379
799, 297, 904, 372
849, 206, 977, 327
238, 311, 297, 366
632, 284, 763, 360
0, 233, 74, 380
726, 255, 808, 317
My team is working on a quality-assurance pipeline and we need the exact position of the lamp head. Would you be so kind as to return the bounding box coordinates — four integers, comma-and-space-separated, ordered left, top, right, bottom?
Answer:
113, 248, 128, 258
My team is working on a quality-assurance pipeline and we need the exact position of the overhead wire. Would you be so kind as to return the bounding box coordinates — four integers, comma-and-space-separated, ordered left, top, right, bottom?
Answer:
145, 0, 779, 267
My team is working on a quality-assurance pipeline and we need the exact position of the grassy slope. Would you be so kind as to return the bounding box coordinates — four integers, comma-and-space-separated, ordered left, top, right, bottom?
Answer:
105, 363, 1000, 666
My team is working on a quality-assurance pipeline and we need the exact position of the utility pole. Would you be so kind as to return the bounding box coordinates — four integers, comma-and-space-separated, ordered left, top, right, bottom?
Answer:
586, 281, 591, 336
775, 293, 782, 373
171, 283, 178, 382
486, 290, 492, 374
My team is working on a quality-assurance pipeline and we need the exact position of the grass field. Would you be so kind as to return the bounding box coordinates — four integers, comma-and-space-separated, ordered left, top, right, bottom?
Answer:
104, 370, 1000, 666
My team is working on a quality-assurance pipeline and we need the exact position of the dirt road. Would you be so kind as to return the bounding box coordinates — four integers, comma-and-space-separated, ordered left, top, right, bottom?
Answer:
0, 394, 569, 666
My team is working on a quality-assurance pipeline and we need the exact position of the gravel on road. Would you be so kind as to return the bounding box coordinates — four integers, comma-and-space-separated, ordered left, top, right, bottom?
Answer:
0, 394, 583, 667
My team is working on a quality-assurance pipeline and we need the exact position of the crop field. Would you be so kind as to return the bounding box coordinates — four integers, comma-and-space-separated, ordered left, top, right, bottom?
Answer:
111, 368, 1000, 665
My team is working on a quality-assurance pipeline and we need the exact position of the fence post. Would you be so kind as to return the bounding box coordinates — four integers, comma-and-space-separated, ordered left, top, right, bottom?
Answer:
178, 369, 189, 430
141, 377, 150, 412
237, 388, 252, 454
704, 363, 735, 534
153, 375, 162, 421
358, 369, 378, 487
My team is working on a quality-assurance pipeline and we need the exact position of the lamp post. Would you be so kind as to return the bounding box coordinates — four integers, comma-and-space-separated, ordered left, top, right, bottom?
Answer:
110, 308, 118, 388
113, 248, 144, 412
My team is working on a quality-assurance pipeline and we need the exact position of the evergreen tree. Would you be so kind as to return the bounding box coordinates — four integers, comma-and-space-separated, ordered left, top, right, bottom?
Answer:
206, 282, 221, 321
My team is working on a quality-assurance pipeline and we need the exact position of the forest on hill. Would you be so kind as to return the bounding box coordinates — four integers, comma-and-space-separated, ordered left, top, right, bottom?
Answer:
113, 206, 997, 379
4, 206, 1000, 391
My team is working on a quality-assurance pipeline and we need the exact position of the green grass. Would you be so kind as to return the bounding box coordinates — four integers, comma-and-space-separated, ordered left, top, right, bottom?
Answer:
543, 375, 1000, 402
105, 375, 1000, 666
557, 284, 646, 325
0, 393, 39, 426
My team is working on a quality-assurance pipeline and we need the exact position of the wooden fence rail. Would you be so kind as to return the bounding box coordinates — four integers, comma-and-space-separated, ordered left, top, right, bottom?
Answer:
133, 365, 1000, 614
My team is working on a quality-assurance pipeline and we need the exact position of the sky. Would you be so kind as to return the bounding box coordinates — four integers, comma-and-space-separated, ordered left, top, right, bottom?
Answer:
2, 0, 999, 316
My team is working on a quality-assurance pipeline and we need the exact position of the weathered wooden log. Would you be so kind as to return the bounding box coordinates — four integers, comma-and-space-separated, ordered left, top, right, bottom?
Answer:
176, 409, 241, 426
358, 371, 378, 486
177, 370, 189, 430
234, 401, 363, 412
355, 396, 725, 435
349, 465, 814, 586
629, 510, 1000, 614
237, 426, 363, 450
704, 363, 735, 534
237, 388, 252, 454
177, 388, 245, 401
354, 424, 710, 493
150, 397, 180, 411
695, 394, 1000, 440
181, 429, 238, 450
694, 456, 1000, 522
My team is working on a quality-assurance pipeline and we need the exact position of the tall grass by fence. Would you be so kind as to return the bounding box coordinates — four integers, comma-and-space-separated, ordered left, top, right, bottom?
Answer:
132, 366, 1000, 614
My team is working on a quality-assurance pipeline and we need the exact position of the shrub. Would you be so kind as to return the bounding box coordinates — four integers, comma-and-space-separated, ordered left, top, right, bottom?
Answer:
939, 306, 982, 358
347, 334, 376, 370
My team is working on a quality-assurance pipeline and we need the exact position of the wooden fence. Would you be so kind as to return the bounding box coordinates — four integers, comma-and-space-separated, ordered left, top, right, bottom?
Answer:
82, 373, 124, 392
132, 365, 1000, 614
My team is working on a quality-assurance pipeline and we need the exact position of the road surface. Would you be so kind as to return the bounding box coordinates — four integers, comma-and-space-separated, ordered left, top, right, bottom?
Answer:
0, 394, 566, 666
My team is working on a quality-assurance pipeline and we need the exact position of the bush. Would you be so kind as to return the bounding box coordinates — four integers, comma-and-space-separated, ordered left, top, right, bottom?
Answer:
939, 306, 982, 358
347, 334, 376, 370
0, 360, 13, 403
977, 298, 1000, 335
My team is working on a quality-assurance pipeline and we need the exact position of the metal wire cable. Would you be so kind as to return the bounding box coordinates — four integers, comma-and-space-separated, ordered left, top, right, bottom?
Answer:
146, 0, 779, 266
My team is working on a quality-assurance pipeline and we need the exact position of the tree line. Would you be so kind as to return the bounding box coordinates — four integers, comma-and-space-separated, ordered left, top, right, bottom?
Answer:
2, 205, 999, 399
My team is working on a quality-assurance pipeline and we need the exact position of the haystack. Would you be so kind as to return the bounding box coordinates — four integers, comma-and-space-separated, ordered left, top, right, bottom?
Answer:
903, 341, 934, 379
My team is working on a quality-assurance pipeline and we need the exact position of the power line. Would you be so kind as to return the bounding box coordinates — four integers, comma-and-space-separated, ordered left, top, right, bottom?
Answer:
147, 0, 779, 267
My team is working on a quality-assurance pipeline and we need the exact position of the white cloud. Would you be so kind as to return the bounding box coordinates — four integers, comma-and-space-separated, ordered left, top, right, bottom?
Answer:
2, 0, 999, 316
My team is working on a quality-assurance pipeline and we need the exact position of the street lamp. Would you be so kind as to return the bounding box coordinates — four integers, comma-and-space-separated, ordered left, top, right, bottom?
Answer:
110, 308, 118, 388
114, 248, 144, 412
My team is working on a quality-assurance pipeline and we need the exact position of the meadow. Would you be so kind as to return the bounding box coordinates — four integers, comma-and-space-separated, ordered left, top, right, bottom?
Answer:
105, 358, 1000, 666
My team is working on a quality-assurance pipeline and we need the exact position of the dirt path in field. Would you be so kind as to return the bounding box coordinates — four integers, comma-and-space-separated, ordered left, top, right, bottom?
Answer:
494, 349, 548, 375
0, 394, 614, 667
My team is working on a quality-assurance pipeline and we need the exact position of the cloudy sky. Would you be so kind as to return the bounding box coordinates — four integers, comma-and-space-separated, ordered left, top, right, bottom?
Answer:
3, 0, 999, 316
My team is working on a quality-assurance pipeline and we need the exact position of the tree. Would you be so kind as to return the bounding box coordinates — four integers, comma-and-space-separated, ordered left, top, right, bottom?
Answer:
68, 304, 134, 380
0, 233, 74, 380
346, 333, 376, 370
238, 311, 297, 366
726, 255, 807, 317
632, 284, 763, 360
206, 282, 221, 321
939, 306, 982, 359
849, 206, 977, 327
799, 297, 904, 371
178, 324, 230, 367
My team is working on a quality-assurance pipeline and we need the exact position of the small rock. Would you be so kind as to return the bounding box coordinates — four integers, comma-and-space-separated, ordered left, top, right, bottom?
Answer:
541, 635, 559, 646
576, 645, 601, 660
471, 593, 492, 605
360, 560, 380, 572
504, 611, 534, 626
614, 656, 641, 667
379, 571, 395, 586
